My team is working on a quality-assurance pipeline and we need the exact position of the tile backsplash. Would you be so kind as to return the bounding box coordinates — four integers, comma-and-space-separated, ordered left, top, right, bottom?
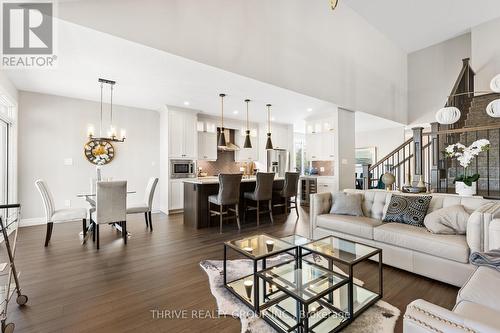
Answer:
311, 161, 334, 176
197, 150, 242, 176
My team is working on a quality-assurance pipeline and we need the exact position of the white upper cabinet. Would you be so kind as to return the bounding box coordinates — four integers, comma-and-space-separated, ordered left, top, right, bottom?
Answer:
198, 131, 217, 161
168, 110, 197, 159
235, 129, 258, 162
306, 117, 335, 161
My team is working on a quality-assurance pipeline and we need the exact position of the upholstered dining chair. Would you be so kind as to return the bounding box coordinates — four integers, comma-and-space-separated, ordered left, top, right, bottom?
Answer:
273, 172, 300, 218
243, 172, 275, 226
91, 181, 127, 250
35, 179, 88, 247
208, 173, 242, 233
126, 177, 158, 231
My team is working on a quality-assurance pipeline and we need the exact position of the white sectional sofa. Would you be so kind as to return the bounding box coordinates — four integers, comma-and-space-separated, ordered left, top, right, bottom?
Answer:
404, 266, 500, 332
309, 189, 500, 287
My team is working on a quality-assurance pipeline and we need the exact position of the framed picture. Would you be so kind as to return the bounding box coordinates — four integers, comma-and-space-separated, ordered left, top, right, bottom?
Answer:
355, 147, 377, 166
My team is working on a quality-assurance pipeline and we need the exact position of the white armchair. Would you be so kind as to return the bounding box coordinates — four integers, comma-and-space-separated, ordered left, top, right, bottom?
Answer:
126, 177, 158, 231
35, 179, 87, 247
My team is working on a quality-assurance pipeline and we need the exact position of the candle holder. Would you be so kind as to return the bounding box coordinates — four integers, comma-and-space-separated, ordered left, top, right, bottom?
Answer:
265, 240, 274, 252
243, 280, 253, 300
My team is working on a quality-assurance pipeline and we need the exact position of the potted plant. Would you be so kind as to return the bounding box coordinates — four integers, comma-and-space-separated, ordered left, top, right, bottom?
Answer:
445, 139, 490, 196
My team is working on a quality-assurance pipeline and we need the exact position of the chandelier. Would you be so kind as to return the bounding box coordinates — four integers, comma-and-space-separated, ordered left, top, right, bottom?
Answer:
87, 78, 126, 142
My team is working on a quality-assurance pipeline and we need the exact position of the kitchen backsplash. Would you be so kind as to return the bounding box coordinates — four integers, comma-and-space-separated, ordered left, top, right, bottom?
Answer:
311, 161, 334, 176
197, 150, 243, 175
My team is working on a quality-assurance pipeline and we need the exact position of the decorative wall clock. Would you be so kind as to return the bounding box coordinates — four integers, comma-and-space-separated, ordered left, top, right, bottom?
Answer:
84, 139, 115, 165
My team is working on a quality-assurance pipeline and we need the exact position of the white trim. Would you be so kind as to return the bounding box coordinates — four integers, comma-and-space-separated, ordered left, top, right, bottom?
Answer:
20, 217, 45, 227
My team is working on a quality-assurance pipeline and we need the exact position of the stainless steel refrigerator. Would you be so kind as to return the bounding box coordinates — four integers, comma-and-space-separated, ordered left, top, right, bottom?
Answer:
267, 149, 290, 177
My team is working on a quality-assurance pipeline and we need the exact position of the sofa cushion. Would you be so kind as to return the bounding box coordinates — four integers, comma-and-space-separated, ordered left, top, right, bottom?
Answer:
383, 195, 432, 227
424, 204, 470, 234
316, 214, 383, 239
373, 223, 470, 263
457, 266, 500, 312
454, 300, 500, 331
330, 192, 364, 216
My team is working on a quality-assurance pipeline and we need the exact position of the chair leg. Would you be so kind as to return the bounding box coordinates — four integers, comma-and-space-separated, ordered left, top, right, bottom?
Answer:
96, 224, 100, 250
235, 204, 241, 230
243, 199, 247, 223
92, 221, 96, 242
82, 219, 87, 237
219, 205, 223, 234
44, 222, 53, 247
285, 197, 289, 215
294, 197, 299, 218
148, 211, 153, 231
268, 200, 274, 224
144, 212, 148, 228
207, 202, 211, 227
123, 221, 127, 244
257, 201, 260, 226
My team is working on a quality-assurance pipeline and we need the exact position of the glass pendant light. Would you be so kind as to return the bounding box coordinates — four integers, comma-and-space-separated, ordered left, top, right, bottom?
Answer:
218, 93, 227, 148
243, 99, 252, 148
265, 104, 273, 150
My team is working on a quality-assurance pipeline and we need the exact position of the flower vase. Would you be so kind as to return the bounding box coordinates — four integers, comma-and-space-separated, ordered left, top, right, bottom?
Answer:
455, 181, 477, 196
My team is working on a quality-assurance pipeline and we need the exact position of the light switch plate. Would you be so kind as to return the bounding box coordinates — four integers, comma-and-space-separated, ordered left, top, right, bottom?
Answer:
64, 158, 73, 166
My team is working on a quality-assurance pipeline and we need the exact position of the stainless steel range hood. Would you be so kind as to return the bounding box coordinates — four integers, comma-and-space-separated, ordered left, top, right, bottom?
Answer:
217, 128, 240, 151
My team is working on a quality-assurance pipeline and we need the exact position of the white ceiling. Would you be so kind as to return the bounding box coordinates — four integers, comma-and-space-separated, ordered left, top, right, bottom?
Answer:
5, 19, 334, 128
355, 111, 404, 132
344, 0, 500, 52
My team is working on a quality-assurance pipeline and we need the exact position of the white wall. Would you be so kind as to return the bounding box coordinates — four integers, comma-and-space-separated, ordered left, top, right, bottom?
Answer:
408, 33, 471, 125
472, 17, 500, 91
337, 109, 356, 190
18, 91, 160, 221
58, 0, 408, 124
356, 127, 406, 162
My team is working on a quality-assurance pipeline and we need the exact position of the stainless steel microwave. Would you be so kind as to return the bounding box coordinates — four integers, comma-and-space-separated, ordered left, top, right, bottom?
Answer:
170, 160, 196, 178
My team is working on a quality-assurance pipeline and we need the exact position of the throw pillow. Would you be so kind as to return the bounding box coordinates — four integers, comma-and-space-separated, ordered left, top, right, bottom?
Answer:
382, 195, 432, 227
330, 192, 364, 217
424, 205, 470, 234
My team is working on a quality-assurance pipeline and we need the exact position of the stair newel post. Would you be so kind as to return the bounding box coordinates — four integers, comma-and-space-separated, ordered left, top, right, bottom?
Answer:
430, 122, 440, 192
362, 164, 371, 190
412, 127, 424, 186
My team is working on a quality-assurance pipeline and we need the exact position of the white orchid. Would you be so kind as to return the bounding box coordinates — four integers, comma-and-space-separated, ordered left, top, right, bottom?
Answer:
445, 139, 490, 186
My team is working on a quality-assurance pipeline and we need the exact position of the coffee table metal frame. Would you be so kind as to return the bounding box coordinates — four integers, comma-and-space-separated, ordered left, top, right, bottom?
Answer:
300, 235, 383, 323
223, 234, 298, 312
257, 259, 350, 333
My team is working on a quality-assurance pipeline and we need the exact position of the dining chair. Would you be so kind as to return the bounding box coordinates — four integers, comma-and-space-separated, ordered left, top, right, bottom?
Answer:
91, 181, 127, 250
243, 172, 275, 226
208, 173, 242, 233
126, 177, 158, 231
35, 179, 88, 247
273, 172, 300, 218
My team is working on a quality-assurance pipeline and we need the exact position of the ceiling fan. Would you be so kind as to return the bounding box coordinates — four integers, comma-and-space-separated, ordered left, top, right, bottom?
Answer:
330, 0, 339, 10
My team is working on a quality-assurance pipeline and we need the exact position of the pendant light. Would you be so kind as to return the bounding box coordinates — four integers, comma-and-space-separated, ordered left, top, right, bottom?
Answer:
265, 104, 273, 150
218, 93, 227, 148
243, 99, 252, 148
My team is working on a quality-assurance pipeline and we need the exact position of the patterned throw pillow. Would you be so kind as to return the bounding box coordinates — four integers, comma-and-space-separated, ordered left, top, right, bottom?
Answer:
383, 195, 432, 227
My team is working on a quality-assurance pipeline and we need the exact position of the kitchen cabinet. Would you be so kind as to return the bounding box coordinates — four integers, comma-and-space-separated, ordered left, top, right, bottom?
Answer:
317, 177, 336, 194
169, 179, 184, 210
198, 131, 217, 161
235, 130, 258, 162
168, 110, 197, 159
306, 117, 335, 161
271, 125, 290, 150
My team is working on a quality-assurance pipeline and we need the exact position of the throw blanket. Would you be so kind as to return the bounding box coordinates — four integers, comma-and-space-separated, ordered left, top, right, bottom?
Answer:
470, 249, 500, 270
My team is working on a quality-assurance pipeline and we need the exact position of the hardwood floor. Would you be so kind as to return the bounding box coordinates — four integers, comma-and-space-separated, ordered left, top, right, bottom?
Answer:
8, 208, 458, 333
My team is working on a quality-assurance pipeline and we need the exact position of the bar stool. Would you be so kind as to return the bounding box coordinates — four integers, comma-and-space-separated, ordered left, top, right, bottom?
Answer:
274, 172, 300, 218
208, 173, 242, 233
243, 172, 275, 226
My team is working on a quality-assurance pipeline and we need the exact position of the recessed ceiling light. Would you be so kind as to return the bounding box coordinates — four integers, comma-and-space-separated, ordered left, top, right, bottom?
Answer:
271, 117, 275, 121
307, 108, 313, 112
183, 101, 190, 106
233, 110, 239, 114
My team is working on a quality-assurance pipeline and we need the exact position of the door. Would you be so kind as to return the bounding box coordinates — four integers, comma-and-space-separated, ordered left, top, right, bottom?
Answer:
183, 113, 197, 159
198, 132, 217, 160
169, 180, 184, 210
168, 112, 184, 158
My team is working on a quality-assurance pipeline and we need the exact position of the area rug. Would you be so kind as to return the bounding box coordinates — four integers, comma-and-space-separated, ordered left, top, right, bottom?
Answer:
200, 255, 400, 333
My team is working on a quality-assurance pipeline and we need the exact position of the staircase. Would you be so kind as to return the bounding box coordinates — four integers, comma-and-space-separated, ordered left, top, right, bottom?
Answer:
363, 58, 500, 198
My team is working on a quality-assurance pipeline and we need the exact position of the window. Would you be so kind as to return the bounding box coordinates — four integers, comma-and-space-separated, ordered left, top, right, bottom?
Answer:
0, 119, 7, 207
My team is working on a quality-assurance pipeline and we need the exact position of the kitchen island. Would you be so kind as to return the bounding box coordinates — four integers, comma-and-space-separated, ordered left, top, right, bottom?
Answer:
183, 176, 285, 228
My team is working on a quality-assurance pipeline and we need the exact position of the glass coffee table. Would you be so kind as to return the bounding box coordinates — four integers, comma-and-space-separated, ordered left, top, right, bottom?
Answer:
300, 236, 383, 322
224, 234, 297, 312
257, 259, 350, 333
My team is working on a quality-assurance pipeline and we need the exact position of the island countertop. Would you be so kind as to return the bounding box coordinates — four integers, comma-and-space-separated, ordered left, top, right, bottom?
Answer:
183, 176, 285, 185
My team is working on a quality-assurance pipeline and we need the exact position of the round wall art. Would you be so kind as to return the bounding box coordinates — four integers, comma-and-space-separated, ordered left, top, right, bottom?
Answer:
84, 139, 115, 165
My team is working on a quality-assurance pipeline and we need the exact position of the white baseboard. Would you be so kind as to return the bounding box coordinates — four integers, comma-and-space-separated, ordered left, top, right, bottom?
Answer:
20, 217, 45, 227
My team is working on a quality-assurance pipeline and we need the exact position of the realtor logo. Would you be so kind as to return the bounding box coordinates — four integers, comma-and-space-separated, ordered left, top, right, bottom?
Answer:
2, 1, 56, 67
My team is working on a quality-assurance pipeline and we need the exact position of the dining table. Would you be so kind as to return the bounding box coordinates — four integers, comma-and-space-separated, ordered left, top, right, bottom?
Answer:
76, 191, 136, 243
